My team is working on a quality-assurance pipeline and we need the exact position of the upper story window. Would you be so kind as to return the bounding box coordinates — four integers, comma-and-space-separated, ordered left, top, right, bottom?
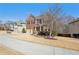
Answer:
36, 19, 42, 24
33, 19, 35, 24
39, 19, 42, 24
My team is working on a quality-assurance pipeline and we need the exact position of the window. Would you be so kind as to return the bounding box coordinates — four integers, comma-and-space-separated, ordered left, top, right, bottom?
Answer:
39, 19, 42, 24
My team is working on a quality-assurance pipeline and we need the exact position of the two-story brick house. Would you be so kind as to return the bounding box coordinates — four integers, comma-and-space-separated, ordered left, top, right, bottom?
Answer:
26, 13, 50, 34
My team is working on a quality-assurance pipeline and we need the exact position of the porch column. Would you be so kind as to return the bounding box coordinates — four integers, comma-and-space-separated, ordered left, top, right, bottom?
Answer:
34, 27, 37, 34
40, 26, 41, 32
35, 27, 36, 32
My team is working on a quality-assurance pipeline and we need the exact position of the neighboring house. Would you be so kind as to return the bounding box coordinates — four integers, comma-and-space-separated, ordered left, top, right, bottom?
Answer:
13, 21, 26, 33
69, 19, 79, 37
5, 20, 26, 33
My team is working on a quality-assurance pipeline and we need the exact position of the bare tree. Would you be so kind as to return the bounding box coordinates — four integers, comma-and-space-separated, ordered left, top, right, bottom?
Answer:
46, 4, 63, 36
62, 15, 75, 24
62, 15, 75, 34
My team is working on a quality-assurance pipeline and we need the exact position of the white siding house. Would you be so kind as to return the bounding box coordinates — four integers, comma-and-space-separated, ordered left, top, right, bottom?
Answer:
13, 23, 26, 33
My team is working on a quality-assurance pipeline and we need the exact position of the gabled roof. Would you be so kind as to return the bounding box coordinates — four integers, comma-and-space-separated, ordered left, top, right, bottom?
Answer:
69, 19, 79, 24
29, 14, 35, 18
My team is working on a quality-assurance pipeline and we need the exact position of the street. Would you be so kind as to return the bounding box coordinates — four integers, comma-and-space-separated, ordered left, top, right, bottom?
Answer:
0, 33, 79, 55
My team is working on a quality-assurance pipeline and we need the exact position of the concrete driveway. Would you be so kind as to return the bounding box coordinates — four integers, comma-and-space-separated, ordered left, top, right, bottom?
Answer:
0, 33, 79, 55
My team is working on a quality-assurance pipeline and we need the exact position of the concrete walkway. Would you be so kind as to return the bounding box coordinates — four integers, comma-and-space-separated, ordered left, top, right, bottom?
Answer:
0, 33, 79, 55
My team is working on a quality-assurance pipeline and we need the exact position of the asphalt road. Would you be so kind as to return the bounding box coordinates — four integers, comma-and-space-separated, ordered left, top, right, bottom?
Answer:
0, 33, 79, 55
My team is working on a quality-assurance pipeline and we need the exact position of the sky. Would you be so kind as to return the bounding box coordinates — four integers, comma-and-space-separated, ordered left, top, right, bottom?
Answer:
0, 3, 79, 22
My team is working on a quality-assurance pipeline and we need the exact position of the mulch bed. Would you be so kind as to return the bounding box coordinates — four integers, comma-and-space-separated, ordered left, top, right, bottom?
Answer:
33, 34, 57, 40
